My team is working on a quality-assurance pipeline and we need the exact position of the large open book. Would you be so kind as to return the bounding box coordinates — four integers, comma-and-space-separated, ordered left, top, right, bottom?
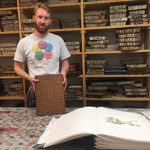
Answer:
37, 107, 150, 149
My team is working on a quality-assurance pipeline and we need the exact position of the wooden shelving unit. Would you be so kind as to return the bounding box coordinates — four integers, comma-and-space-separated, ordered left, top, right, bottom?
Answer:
0, 0, 150, 107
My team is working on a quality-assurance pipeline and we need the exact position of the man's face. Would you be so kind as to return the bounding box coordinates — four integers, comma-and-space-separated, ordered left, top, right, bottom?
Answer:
33, 8, 52, 34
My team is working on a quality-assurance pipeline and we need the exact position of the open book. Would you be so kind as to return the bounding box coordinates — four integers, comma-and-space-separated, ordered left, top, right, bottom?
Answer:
37, 107, 150, 149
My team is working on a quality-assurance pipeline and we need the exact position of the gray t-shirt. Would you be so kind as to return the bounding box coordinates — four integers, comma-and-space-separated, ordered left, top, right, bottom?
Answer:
14, 32, 70, 77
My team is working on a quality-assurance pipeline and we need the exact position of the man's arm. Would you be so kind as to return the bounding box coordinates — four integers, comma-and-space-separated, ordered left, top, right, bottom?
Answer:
60, 59, 69, 91
14, 61, 39, 89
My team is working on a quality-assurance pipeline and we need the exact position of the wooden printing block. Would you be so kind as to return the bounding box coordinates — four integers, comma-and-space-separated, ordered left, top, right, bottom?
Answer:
128, 4, 147, 11
35, 74, 66, 116
116, 28, 141, 34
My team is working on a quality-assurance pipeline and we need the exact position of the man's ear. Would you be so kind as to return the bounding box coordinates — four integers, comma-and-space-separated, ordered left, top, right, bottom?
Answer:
33, 15, 35, 23
49, 18, 52, 24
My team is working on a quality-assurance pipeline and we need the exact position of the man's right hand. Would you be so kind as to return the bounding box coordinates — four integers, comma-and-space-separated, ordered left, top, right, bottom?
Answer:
30, 77, 39, 91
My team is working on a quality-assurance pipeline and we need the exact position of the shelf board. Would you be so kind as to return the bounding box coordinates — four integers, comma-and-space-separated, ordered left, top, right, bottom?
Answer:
0, 76, 21, 79
0, 31, 19, 34
49, 28, 81, 32
82, 74, 150, 78
84, 0, 148, 5
65, 98, 84, 101
49, 2, 81, 7
19, 2, 80, 9
85, 24, 150, 30
70, 52, 82, 55
86, 97, 149, 101
22, 24, 150, 33
22, 30, 33, 33
19, 6, 34, 10
84, 49, 150, 54
22, 28, 81, 33
0, 96, 24, 100
0, 54, 14, 57
0, 7, 17, 10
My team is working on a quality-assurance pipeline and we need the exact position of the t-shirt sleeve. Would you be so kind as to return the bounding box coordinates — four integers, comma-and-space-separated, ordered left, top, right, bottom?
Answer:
14, 39, 26, 62
59, 37, 71, 60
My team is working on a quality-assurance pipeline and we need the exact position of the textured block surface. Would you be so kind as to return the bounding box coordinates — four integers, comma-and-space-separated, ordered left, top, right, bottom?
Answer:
35, 74, 66, 116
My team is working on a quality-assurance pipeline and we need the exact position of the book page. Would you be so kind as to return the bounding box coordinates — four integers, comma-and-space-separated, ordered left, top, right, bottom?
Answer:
39, 107, 98, 147
38, 117, 57, 145
141, 110, 150, 121
97, 107, 150, 142
95, 135, 150, 150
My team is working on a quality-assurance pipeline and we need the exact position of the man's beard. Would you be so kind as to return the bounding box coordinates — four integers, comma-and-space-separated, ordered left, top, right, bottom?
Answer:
34, 22, 49, 34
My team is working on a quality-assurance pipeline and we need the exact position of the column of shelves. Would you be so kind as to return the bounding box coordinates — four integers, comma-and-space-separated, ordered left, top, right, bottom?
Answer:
82, 0, 150, 107
0, 0, 25, 105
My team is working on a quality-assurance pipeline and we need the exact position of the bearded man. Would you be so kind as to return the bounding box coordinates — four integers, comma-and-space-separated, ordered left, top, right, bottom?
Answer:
14, 2, 70, 106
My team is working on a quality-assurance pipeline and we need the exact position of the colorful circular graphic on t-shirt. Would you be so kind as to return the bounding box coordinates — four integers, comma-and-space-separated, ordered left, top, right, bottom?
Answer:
38, 41, 47, 49
32, 40, 54, 64
45, 43, 53, 51
32, 44, 42, 53
34, 51, 44, 60
44, 51, 53, 59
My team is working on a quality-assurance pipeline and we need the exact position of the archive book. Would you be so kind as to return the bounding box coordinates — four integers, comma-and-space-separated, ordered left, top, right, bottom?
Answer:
37, 107, 150, 149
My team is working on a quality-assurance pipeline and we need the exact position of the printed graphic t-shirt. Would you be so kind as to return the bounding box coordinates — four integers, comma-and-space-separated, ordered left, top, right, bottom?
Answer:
14, 33, 71, 77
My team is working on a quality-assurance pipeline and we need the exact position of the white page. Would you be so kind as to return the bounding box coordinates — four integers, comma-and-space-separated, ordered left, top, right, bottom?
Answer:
141, 110, 150, 121
39, 107, 98, 147
95, 136, 150, 150
38, 117, 57, 144
95, 134, 150, 145
97, 107, 150, 142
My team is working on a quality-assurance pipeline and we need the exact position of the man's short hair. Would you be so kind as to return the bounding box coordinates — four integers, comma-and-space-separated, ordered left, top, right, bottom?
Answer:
34, 2, 51, 15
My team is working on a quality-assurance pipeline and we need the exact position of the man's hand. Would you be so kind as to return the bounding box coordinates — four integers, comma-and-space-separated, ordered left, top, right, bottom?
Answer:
14, 61, 39, 91
62, 74, 67, 91
29, 77, 39, 91
60, 59, 69, 91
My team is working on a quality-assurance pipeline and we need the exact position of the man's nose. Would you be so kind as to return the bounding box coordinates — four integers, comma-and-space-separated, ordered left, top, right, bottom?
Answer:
41, 17, 45, 23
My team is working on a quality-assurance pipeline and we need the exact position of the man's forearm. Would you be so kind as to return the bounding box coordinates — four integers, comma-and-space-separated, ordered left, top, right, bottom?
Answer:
14, 61, 32, 81
15, 67, 32, 81
60, 59, 69, 76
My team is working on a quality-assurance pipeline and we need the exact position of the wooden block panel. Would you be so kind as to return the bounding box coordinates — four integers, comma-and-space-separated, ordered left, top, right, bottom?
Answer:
35, 74, 66, 116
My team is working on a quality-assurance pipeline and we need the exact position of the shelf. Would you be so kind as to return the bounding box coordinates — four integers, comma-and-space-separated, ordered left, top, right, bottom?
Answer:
49, 3, 81, 8
70, 52, 82, 55
65, 98, 84, 101
86, 97, 150, 101
19, 2, 80, 10
84, 49, 150, 54
49, 28, 81, 32
0, 54, 14, 57
0, 76, 21, 79
85, 24, 150, 31
83, 74, 150, 78
0, 96, 24, 100
22, 28, 81, 33
84, 0, 148, 5
22, 25, 150, 33
19, 6, 34, 9
0, 31, 19, 35
21, 24, 150, 33
0, 7, 17, 11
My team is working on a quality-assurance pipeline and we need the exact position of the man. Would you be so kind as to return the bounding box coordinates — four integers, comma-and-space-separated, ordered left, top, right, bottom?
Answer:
14, 2, 70, 106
